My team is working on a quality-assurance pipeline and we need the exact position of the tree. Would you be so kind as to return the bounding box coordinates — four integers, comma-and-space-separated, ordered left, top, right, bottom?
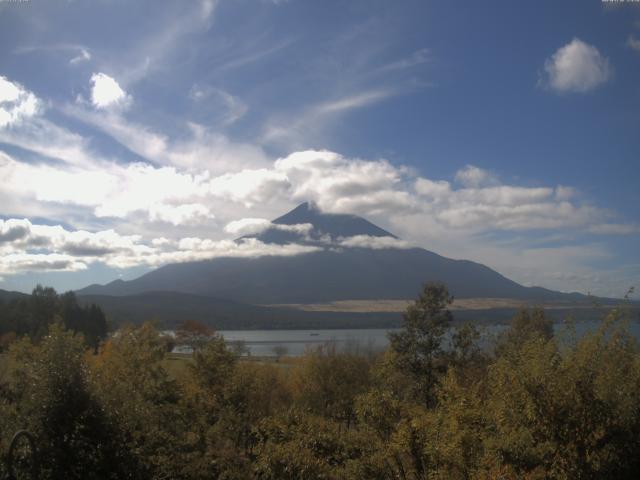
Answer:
0, 287, 107, 350
28, 285, 59, 340
89, 322, 181, 479
2, 323, 127, 479
388, 282, 453, 406
483, 308, 640, 478
272, 345, 288, 361
175, 320, 214, 352
59, 292, 107, 350
494, 307, 553, 357
291, 343, 372, 425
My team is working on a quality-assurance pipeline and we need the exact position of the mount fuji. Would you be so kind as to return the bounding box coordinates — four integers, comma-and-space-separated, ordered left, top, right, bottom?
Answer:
78, 202, 585, 305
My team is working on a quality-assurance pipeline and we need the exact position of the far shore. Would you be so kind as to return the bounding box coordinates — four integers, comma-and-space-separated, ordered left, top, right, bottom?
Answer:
263, 297, 620, 313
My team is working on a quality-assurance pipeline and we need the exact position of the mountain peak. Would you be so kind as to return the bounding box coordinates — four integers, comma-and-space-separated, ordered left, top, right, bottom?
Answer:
246, 202, 397, 245
272, 201, 318, 225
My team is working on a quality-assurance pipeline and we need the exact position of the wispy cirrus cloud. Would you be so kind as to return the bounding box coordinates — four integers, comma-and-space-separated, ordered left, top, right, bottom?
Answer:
61, 101, 268, 173
14, 44, 92, 66
188, 85, 248, 126
69, 48, 91, 65
214, 38, 295, 73
261, 88, 397, 147
377, 48, 430, 73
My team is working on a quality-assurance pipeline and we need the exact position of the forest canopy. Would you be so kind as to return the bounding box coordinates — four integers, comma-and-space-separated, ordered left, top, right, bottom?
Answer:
0, 285, 107, 351
0, 283, 639, 479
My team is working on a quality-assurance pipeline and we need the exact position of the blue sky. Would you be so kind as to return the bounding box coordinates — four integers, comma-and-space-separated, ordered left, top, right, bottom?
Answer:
0, 0, 638, 298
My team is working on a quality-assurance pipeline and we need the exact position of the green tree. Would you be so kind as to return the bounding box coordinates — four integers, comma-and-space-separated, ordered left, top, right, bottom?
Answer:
291, 343, 372, 426
483, 308, 640, 478
254, 413, 384, 480
177, 334, 241, 479
89, 323, 181, 479
495, 306, 553, 356
0, 286, 107, 350
388, 282, 453, 406
59, 292, 107, 350
27, 285, 59, 340
2, 323, 127, 479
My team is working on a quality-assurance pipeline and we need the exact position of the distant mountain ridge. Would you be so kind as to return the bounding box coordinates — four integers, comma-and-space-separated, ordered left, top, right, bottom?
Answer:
0, 289, 28, 303
77, 202, 590, 305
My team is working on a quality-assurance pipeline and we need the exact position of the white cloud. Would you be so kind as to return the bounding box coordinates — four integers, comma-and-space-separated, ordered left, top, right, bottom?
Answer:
198, 150, 626, 238
338, 235, 411, 250
275, 223, 314, 235
63, 104, 269, 173
0, 76, 40, 128
414, 178, 451, 200
628, 35, 640, 53
0, 219, 143, 256
90, 73, 130, 109
272, 150, 415, 215
148, 203, 214, 226
167, 123, 270, 172
541, 38, 611, 93
0, 253, 88, 275
555, 185, 575, 201
454, 165, 498, 188
0, 218, 321, 275
208, 168, 289, 206
315, 90, 394, 115
0, 150, 211, 225
0, 116, 100, 168
90, 163, 210, 220
2, 126, 634, 240
224, 219, 315, 238
14, 43, 92, 67
378, 48, 430, 73
151, 237, 171, 247
70, 48, 91, 65
262, 89, 396, 147
224, 218, 271, 236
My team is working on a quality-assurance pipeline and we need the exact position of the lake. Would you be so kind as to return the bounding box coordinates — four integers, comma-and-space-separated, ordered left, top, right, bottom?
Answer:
205, 319, 640, 357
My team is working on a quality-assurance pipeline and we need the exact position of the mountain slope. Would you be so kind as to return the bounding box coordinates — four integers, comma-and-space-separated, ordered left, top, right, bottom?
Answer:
78, 203, 587, 304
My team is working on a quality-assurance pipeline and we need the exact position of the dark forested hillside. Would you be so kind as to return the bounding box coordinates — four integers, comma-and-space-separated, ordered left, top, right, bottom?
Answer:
0, 285, 107, 350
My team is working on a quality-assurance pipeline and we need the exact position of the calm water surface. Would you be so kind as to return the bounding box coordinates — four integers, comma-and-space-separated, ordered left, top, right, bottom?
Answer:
211, 320, 640, 357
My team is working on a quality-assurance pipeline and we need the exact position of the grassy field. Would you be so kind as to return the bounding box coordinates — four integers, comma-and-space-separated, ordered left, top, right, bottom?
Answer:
263, 297, 606, 313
